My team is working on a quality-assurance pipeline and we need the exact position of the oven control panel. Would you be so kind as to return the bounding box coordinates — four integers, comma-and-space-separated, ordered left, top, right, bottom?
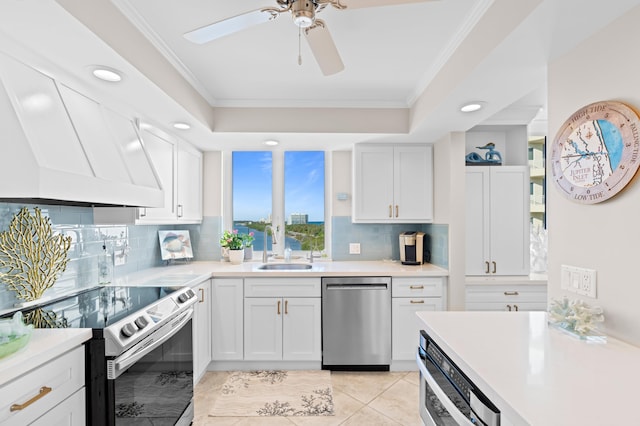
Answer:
104, 286, 197, 356
425, 337, 472, 402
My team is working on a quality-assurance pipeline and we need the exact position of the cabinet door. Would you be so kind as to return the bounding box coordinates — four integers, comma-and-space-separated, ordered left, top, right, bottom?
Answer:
490, 167, 529, 275
211, 278, 244, 360
193, 280, 211, 382
392, 298, 440, 360
393, 145, 433, 222
353, 145, 394, 221
30, 388, 85, 426
138, 128, 177, 222
282, 298, 321, 361
177, 142, 203, 222
466, 168, 491, 275
244, 298, 282, 360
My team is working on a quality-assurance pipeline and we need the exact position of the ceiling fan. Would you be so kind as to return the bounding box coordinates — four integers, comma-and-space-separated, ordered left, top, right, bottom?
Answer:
183, 0, 436, 76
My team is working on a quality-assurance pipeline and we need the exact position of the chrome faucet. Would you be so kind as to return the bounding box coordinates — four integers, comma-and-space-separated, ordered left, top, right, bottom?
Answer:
262, 225, 278, 263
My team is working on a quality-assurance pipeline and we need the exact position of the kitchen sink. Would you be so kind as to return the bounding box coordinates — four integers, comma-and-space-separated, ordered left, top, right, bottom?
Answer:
257, 263, 313, 270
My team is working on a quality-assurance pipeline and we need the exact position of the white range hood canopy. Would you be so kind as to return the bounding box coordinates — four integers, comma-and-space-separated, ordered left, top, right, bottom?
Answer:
0, 49, 164, 208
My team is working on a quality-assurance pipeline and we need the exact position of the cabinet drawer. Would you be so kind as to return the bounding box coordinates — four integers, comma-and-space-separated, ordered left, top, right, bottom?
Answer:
466, 285, 546, 303
466, 301, 547, 312
244, 278, 321, 297
392, 277, 443, 297
0, 345, 85, 426
30, 387, 85, 426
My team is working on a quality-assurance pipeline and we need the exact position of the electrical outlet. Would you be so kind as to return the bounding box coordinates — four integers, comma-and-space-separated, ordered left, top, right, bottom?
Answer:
349, 243, 361, 255
578, 268, 597, 298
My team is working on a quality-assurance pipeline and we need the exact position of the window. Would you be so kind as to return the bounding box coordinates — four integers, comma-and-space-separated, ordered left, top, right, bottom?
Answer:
232, 150, 325, 254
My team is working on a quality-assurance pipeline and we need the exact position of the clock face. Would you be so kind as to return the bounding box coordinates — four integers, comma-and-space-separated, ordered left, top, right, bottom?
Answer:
551, 101, 640, 204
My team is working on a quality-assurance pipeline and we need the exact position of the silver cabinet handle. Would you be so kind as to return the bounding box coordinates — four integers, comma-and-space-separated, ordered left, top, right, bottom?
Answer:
410, 300, 425, 304
485, 261, 490, 274
285, 300, 289, 315
388, 205, 392, 218
395, 205, 399, 218
177, 204, 184, 218
409, 285, 424, 290
514, 304, 519, 311
507, 305, 512, 311
277, 300, 281, 315
504, 291, 519, 296
492, 261, 497, 274
198, 288, 205, 303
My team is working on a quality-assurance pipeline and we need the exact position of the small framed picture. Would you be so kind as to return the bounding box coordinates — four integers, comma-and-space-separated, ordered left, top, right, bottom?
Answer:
158, 230, 193, 260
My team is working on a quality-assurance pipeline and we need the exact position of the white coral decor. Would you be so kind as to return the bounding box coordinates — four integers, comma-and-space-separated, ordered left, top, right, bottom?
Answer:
548, 297, 604, 335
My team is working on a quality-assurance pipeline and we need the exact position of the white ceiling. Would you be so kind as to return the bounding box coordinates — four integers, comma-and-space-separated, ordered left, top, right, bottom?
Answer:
0, 0, 638, 151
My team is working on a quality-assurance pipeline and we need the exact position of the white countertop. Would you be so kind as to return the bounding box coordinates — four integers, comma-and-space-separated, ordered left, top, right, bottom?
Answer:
112, 260, 448, 287
0, 328, 92, 386
416, 311, 640, 426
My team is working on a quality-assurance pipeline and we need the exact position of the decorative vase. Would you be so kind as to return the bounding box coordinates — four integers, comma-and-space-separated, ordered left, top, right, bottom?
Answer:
221, 247, 230, 262
244, 246, 253, 260
229, 248, 244, 265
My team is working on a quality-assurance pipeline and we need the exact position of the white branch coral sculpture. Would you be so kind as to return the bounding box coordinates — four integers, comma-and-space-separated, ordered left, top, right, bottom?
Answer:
0, 207, 71, 301
548, 296, 604, 336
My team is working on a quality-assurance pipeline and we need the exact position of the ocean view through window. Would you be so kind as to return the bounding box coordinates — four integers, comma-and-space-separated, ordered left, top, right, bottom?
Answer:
232, 151, 325, 254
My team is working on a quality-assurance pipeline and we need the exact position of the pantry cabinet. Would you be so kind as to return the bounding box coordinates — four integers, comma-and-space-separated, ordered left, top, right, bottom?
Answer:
211, 278, 244, 361
353, 144, 433, 223
192, 279, 211, 382
243, 278, 321, 361
391, 277, 445, 361
466, 166, 529, 276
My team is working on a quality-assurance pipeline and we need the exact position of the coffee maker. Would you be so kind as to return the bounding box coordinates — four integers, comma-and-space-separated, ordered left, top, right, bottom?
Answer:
399, 231, 426, 265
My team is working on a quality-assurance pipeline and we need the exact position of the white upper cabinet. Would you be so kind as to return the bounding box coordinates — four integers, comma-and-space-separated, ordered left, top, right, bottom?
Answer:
94, 126, 203, 224
353, 144, 433, 223
0, 50, 163, 207
466, 166, 530, 276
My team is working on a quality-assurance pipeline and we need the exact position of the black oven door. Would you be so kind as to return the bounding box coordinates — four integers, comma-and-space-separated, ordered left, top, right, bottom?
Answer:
109, 311, 194, 426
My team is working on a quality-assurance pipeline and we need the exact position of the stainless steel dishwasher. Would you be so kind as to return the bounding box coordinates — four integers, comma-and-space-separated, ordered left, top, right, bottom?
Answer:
321, 276, 391, 370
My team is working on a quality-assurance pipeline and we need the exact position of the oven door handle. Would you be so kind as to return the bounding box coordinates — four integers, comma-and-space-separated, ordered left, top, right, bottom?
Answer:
416, 350, 476, 426
111, 309, 193, 379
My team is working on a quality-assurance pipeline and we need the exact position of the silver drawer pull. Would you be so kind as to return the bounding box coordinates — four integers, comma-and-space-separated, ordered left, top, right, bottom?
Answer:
10, 386, 52, 412
409, 285, 424, 290
504, 291, 519, 296
410, 300, 425, 304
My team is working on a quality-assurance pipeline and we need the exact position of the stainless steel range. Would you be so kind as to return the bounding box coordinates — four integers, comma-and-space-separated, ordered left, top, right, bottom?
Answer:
9, 285, 197, 426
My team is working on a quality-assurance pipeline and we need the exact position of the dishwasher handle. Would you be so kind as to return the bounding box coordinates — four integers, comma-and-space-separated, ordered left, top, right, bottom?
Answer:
325, 283, 388, 290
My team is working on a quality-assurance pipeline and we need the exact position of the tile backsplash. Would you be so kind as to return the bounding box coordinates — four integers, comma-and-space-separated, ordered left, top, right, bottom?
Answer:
0, 204, 448, 312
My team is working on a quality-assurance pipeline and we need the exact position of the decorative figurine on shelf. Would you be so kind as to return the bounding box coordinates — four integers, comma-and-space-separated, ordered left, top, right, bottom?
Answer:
548, 297, 605, 338
465, 142, 503, 165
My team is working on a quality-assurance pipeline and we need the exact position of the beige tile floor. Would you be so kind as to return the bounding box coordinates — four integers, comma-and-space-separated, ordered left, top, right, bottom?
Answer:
194, 370, 422, 425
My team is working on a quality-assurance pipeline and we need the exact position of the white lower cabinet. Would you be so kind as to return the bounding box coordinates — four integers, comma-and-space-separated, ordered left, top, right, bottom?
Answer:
244, 278, 321, 361
465, 284, 547, 311
392, 277, 445, 361
0, 345, 85, 426
211, 278, 244, 361
193, 279, 211, 382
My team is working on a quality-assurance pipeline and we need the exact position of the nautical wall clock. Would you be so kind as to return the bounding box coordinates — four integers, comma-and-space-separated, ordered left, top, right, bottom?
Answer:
551, 100, 640, 204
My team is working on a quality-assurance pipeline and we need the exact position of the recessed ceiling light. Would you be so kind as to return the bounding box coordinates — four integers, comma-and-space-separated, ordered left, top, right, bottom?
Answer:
91, 67, 122, 82
460, 102, 484, 113
172, 122, 191, 130
264, 140, 279, 146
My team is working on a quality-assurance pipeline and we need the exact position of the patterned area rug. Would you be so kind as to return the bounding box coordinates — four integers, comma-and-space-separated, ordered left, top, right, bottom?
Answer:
209, 370, 334, 417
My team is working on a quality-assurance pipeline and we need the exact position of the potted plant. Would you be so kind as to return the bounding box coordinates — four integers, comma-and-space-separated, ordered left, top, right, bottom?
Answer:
220, 230, 244, 264
242, 231, 255, 260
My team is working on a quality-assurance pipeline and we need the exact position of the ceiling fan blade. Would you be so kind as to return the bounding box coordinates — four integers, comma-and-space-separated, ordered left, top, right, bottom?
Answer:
305, 22, 344, 76
339, 0, 436, 9
184, 9, 276, 44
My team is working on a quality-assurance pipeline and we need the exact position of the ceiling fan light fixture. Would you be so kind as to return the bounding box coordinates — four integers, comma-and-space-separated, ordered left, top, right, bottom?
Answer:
292, 0, 315, 28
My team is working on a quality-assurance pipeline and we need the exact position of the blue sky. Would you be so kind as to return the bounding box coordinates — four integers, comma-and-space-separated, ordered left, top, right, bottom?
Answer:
233, 151, 325, 222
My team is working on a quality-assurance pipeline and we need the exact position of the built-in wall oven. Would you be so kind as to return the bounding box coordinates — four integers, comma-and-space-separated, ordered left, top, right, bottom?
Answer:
417, 330, 500, 426
12, 285, 197, 426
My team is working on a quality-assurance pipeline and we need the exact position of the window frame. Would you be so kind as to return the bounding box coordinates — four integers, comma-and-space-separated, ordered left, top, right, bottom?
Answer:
223, 149, 330, 259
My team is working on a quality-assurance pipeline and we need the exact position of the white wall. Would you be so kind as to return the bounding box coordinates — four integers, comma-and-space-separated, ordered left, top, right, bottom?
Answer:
434, 132, 466, 310
548, 4, 640, 345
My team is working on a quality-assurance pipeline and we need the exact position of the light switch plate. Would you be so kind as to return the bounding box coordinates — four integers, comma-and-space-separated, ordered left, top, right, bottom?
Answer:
349, 243, 361, 255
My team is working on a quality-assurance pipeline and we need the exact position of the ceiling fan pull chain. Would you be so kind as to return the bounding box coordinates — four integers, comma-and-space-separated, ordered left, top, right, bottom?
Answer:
298, 24, 302, 65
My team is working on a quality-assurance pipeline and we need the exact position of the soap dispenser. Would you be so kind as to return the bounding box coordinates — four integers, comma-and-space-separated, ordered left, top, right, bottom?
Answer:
98, 241, 113, 284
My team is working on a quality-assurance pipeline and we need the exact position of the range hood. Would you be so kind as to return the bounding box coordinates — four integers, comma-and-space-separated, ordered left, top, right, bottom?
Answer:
0, 50, 163, 208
